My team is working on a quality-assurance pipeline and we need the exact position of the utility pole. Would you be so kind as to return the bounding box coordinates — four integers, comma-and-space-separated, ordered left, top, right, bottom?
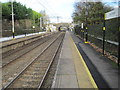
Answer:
11, 0, 15, 39
40, 17, 42, 30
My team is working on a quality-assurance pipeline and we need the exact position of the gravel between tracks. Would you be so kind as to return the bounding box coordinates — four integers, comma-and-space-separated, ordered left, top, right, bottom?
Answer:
2, 33, 59, 67
41, 33, 64, 88
2, 32, 61, 87
2, 33, 53, 59
5, 32, 65, 88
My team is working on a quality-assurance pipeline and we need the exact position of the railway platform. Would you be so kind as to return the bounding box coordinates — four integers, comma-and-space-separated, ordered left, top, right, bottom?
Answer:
1, 30, 119, 89
52, 31, 119, 89
52, 31, 97, 88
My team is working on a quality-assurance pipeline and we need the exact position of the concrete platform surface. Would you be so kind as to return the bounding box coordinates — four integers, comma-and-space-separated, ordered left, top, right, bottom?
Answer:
70, 32, 119, 89
52, 31, 97, 88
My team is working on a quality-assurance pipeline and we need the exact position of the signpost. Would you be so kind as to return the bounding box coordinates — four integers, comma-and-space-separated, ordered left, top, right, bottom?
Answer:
105, 8, 120, 66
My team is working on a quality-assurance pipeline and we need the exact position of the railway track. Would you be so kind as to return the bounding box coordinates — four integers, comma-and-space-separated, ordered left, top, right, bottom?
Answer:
2, 32, 61, 87
2, 33, 52, 59
1, 32, 59, 68
2, 32, 65, 89
40, 35, 63, 88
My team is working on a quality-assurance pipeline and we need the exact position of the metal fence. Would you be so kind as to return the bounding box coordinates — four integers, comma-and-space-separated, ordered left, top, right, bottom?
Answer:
74, 17, 119, 57
2, 29, 42, 37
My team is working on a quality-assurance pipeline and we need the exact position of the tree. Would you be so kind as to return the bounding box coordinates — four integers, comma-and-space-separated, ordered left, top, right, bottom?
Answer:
2, 2, 11, 20
72, 1, 112, 25
2, 1, 42, 21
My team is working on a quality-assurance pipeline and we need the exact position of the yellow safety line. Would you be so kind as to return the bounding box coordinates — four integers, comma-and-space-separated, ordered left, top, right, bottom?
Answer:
70, 36, 98, 89
84, 42, 89, 44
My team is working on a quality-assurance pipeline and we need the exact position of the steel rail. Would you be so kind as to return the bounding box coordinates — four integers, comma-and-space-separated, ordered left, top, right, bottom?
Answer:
1, 33, 50, 48
38, 33, 65, 89
2, 33, 51, 59
2, 33, 62, 90
1, 33, 59, 68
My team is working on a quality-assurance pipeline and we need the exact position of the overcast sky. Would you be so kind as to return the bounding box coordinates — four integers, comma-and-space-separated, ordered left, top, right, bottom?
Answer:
1, 0, 119, 23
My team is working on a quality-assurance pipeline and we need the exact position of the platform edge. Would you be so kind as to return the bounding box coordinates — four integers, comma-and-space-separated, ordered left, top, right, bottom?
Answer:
70, 35, 98, 89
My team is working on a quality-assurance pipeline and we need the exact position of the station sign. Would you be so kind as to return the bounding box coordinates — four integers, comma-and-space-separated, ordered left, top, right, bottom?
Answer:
105, 8, 120, 20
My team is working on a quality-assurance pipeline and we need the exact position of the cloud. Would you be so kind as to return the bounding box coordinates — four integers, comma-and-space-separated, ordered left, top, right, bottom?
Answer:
2, 0, 75, 23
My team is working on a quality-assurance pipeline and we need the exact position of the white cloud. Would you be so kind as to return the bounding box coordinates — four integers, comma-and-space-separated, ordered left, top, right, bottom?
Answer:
1, 0, 75, 23
42, 0, 75, 23
2, 0, 119, 23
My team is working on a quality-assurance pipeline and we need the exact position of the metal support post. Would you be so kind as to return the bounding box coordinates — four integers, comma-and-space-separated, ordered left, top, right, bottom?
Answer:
118, 26, 120, 66
11, 0, 15, 39
85, 1, 88, 43
85, 27, 88, 42
25, 14, 28, 36
103, 19, 106, 55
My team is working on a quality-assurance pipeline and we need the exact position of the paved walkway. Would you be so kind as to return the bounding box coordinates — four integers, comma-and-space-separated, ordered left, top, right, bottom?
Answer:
70, 32, 119, 89
52, 31, 97, 88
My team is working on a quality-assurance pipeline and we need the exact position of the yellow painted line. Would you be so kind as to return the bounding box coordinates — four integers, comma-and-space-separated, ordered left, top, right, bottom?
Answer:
70, 36, 98, 89
84, 42, 89, 44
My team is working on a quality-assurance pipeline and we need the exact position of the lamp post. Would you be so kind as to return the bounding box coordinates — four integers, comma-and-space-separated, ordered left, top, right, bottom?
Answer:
85, 1, 88, 43
25, 14, 28, 36
102, 14, 106, 55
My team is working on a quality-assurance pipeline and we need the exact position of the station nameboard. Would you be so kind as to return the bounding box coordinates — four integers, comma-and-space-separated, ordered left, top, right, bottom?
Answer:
105, 8, 120, 20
